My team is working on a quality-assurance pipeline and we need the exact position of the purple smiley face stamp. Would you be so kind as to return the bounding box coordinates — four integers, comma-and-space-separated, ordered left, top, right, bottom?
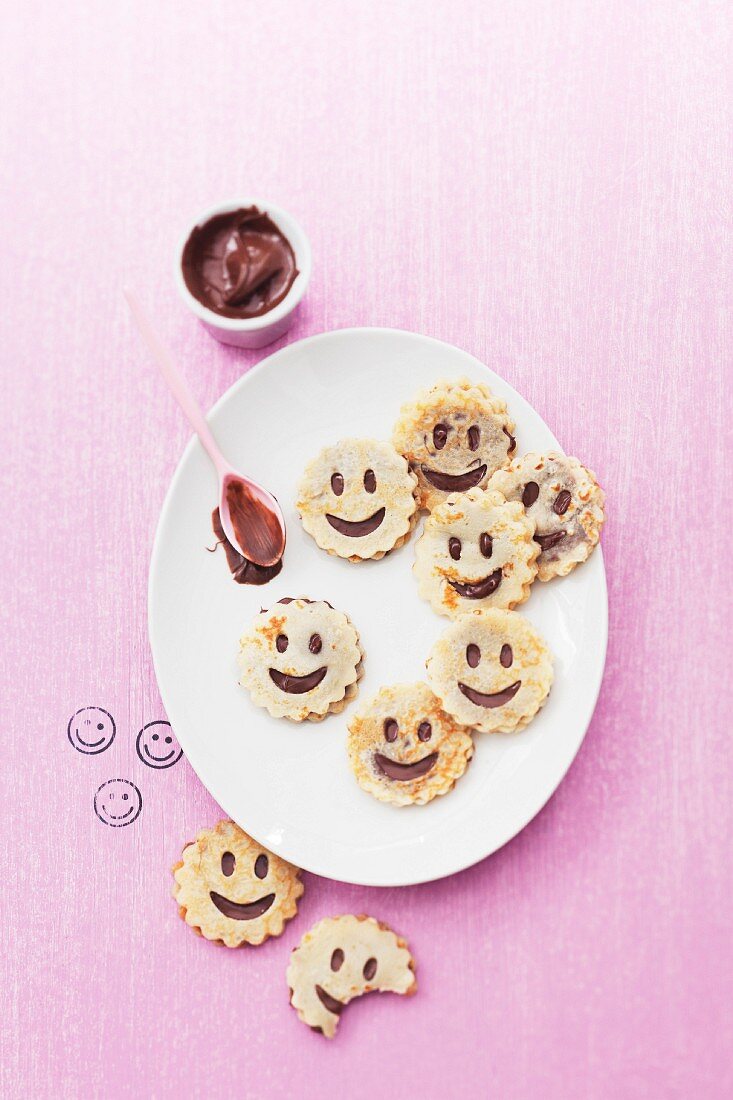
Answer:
94, 779, 142, 827
135, 721, 183, 769
68, 707, 116, 755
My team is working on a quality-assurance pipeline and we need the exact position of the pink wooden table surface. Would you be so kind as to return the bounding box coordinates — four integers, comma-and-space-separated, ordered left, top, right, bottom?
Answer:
1, 2, 731, 1096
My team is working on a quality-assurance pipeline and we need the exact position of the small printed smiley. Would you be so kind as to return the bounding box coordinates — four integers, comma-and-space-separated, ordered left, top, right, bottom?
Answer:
427, 608, 553, 733
135, 721, 183, 769
413, 487, 539, 617
67, 706, 116, 755
393, 377, 516, 510
238, 597, 364, 722
287, 915, 417, 1038
347, 683, 474, 806
488, 452, 605, 581
296, 438, 419, 562
172, 819, 304, 947
94, 779, 142, 827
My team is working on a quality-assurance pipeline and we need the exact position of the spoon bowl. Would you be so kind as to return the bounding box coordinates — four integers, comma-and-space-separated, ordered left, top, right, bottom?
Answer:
220, 472, 285, 568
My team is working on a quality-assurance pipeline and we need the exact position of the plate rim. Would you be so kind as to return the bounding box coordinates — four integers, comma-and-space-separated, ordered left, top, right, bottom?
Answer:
148, 326, 608, 886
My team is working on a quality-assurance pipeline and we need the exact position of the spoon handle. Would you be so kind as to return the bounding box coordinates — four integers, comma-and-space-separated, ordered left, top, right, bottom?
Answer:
124, 288, 229, 476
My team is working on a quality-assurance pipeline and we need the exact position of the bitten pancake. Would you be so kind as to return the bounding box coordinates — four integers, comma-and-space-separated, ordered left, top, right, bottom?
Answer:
287, 915, 416, 1038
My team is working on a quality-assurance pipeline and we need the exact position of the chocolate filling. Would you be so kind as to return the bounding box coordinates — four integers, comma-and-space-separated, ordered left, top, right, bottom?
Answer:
268, 667, 327, 694
449, 568, 503, 599
209, 891, 275, 921
421, 464, 487, 492
210, 509, 283, 586
315, 985, 344, 1016
457, 680, 522, 708
534, 531, 567, 551
325, 508, 385, 537
181, 206, 298, 318
374, 752, 438, 781
225, 479, 284, 568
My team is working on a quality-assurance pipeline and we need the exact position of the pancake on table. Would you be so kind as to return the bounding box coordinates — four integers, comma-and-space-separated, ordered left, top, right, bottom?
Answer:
172, 819, 303, 947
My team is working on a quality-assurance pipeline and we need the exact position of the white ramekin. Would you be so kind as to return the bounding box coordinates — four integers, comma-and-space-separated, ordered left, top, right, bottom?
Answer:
174, 199, 312, 349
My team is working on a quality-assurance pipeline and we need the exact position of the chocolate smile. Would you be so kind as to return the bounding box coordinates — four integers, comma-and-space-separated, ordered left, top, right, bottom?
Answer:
449, 568, 503, 599
422, 464, 487, 492
209, 891, 275, 920
325, 508, 385, 537
374, 752, 439, 781
315, 985, 344, 1016
458, 680, 522, 708
534, 530, 566, 551
269, 667, 327, 694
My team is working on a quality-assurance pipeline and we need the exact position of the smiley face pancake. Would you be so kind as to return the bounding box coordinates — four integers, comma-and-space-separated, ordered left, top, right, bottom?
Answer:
238, 598, 364, 722
413, 487, 538, 617
488, 452, 605, 581
296, 439, 419, 562
427, 608, 553, 733
172, 820, 303, 947
287, 915, 416, 1038
347, 683, 473, 806
392, 377, 516, 511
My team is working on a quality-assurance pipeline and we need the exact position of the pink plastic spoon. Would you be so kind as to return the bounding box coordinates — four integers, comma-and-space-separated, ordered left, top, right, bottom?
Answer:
124, 288, 286, 568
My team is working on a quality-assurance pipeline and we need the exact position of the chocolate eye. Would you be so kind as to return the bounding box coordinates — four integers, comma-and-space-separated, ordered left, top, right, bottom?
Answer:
221, 852, 235, 876
97, 722, 104, 730
276, 634, 288, 653
433, 423, 449, 450
500, 644, 513, 668
522, 482, 540, 508
363, 957, 377, 981
331, 949, 344, 972
364, 469, 376, 493
254, 854, 268, 879
331, 472, 344, 495
309, 633, 322, 654
449, 537, 462, 561
384, 718, 398, 743
480, 532, 493, 558
468, 425, 480, 451
553, 490, 571, 515
466, 644, 481, 668
418, 721, 432, 742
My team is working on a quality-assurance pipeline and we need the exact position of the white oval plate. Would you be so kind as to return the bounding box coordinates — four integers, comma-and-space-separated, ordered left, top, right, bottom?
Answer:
149, 328, 607, 886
